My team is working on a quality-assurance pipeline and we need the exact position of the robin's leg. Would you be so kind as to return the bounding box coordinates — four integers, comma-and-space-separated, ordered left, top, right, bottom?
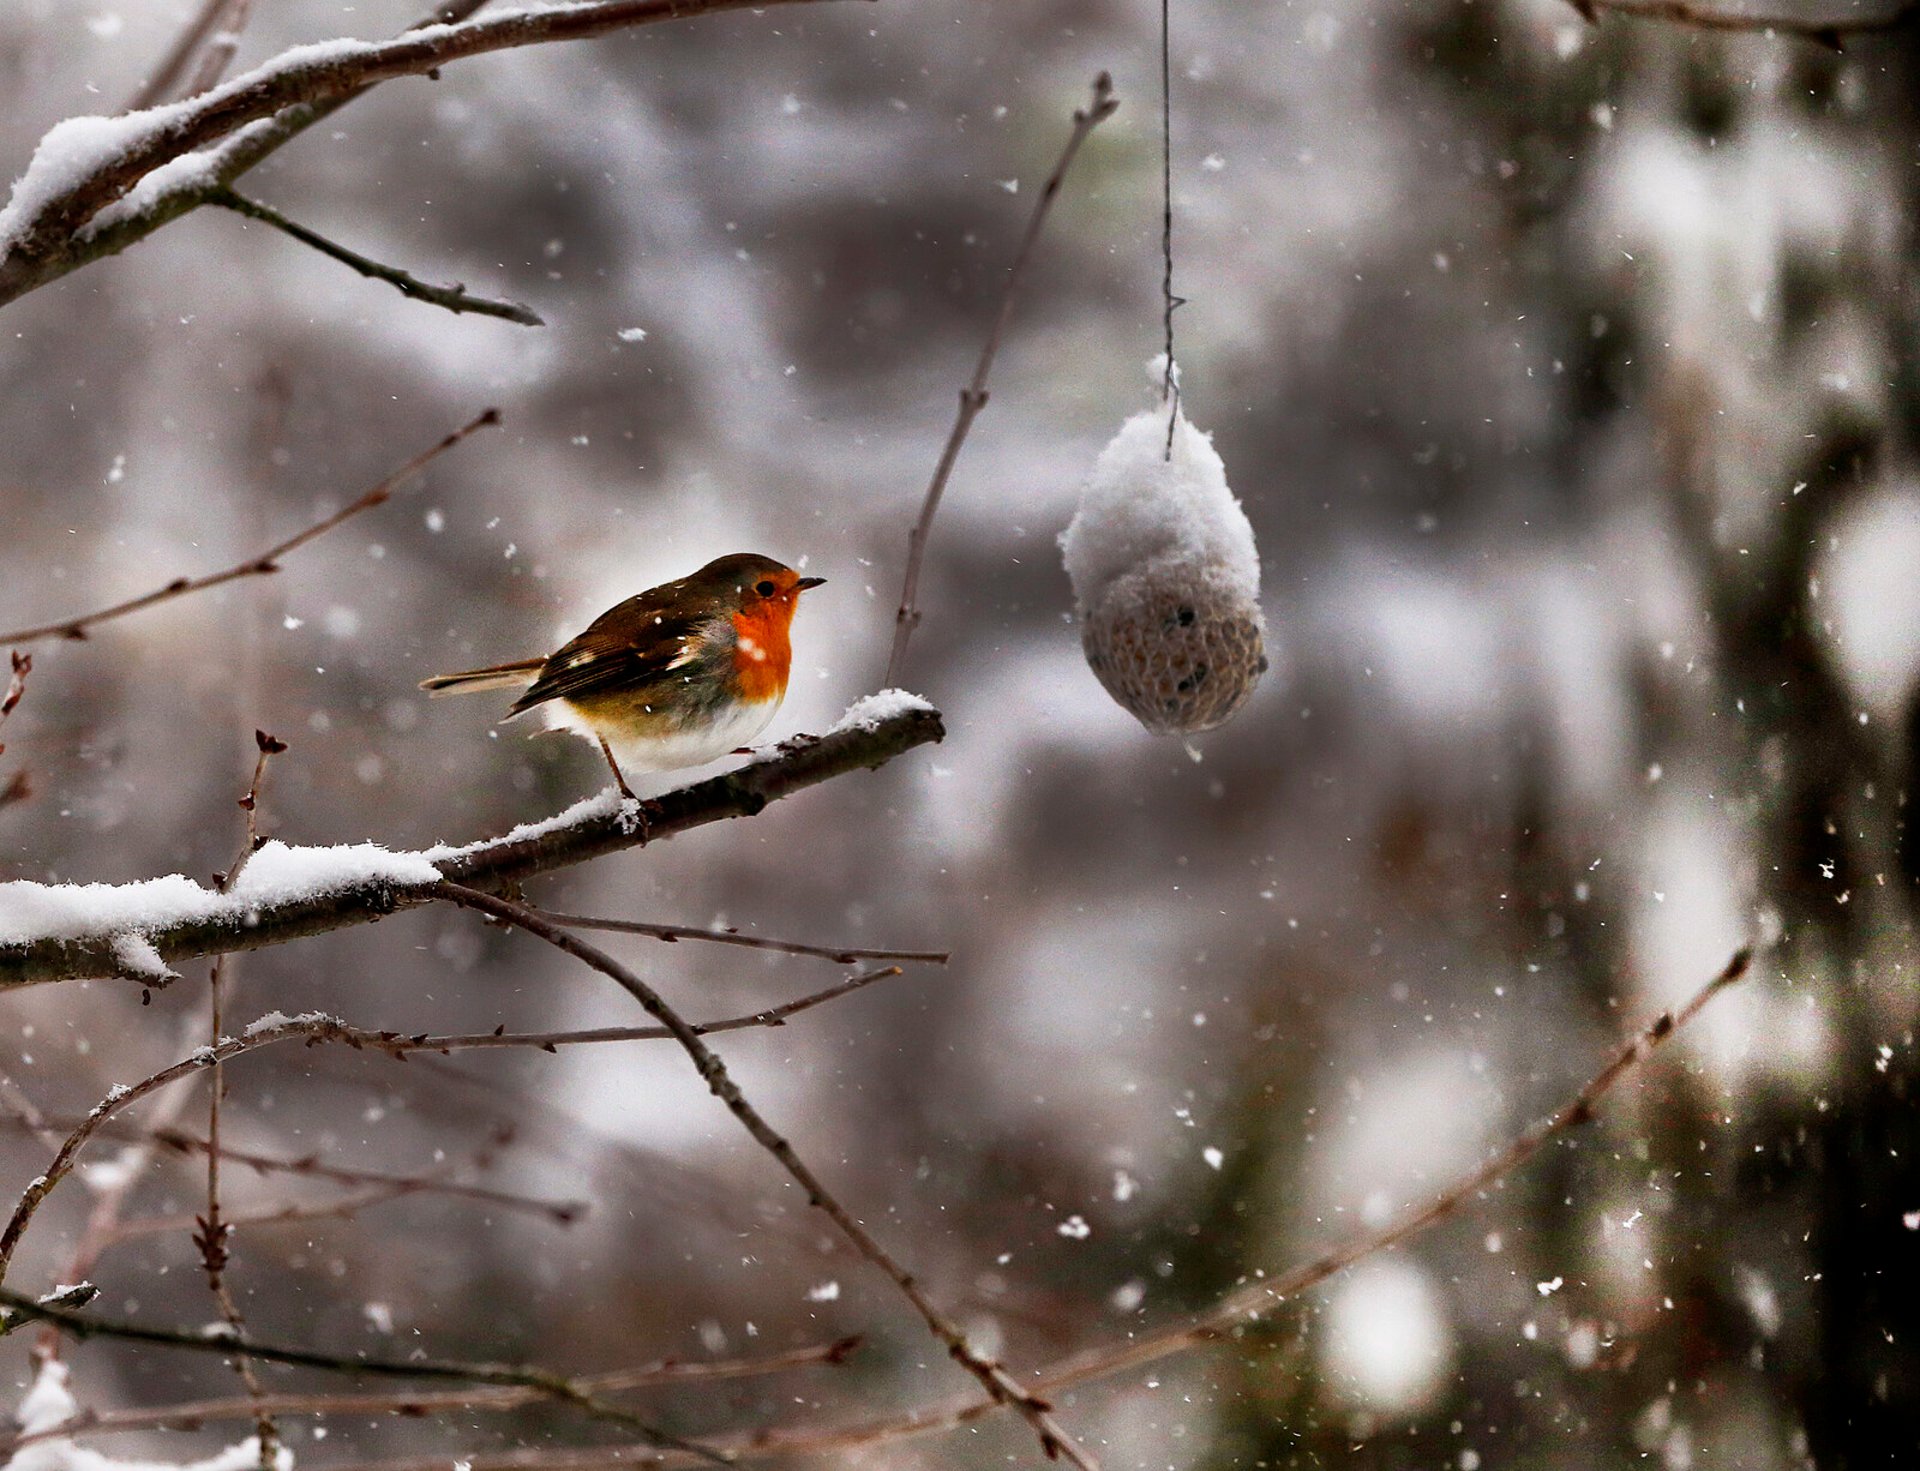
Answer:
596, 736, 638, 802
594, 736, 664, 840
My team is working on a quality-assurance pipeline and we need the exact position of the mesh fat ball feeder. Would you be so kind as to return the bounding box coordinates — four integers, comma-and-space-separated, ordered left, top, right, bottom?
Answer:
1061, 370, 1266, 734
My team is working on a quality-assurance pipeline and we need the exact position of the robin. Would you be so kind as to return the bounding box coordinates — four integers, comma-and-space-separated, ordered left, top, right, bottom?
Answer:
421, 553, 825, 800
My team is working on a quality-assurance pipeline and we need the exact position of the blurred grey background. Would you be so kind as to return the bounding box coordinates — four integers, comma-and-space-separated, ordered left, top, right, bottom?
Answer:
1, 0, 1918, 1465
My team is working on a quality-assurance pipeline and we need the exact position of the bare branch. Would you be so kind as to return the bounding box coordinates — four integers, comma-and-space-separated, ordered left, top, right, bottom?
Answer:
184, 0, 260, 98
534, 910, 948, 967
0, 0, 862, 308
147, 1128, 585, 1223
126, 0, 237, 111
885, 72, 1118, 685
104, 1184, 416, 1245
0, 1110, 581, 1224
309, 964, 910, 1054
0, 1013, 588, 1281
199, 736, 291, 1470
0, 961, 909, 1272
0, 651, 27, 731
0, 1292, 730, 1465
1565, 0, 1915, 46
434, 886, 1100, 1471
0, 651, 29, 811
210, 187, 543, 325
318, 949, 1753, 1470
0, 411, 498, 646
0, 701, 945, 987
0, 1336, 862, 1458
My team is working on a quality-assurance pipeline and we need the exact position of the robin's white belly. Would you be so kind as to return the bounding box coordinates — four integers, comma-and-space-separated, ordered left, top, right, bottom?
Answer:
542, 694, 783, 776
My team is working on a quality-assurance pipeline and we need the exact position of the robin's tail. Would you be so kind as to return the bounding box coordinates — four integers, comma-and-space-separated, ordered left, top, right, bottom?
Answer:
419, 658, 544, 697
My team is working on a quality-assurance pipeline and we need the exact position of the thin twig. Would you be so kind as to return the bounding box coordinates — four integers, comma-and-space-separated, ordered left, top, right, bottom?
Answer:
0, 1112, 575, 1221
0, 964, 908, 1272
0, 1336, 862, 1458
0, 1292, 729, 1465
305, 965, 908, 1054
434, 884, 1099, 1471
185, 0, 259, 98
0, 652, 29, 810
884, 72, 1118, 685
0, 651, 28, 732
125, 0, 234, 111
156, 1129, 585, 1222
1562, 0, 1915, 46
533, 910, 947, 967
0, 702, 945, 987
209, 188, 543, 324
0, 1013, 590, 1282
198, 731, 288, 1469
0, 411, 498, 645
36, 1010, 213, 1363
312, 949, 1754, 1471
0, 1071, 66, 1158
105, 1184, 416, 1245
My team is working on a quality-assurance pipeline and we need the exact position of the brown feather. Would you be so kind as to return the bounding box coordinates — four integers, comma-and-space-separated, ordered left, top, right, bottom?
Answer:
419, 658, 544, 697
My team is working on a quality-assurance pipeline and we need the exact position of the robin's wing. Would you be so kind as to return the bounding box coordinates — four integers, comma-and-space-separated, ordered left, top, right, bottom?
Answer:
506, 593, 715, 716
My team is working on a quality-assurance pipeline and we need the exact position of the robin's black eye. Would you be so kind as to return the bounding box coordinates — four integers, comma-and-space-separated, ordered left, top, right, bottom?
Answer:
755, 580, 777, 597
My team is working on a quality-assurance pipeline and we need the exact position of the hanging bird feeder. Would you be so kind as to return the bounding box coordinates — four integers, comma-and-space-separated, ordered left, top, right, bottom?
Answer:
1059, 0, 1266, 735
1061, 374, 1266, 734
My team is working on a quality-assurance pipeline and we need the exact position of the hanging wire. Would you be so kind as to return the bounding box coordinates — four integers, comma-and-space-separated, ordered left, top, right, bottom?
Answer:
1159, 0, 1183, 460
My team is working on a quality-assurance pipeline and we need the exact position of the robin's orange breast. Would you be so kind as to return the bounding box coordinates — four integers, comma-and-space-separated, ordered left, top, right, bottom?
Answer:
730, 600, 796, 704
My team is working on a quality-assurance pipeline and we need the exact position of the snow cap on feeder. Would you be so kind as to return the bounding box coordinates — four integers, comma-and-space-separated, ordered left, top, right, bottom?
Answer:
1061, 363, 1266, 734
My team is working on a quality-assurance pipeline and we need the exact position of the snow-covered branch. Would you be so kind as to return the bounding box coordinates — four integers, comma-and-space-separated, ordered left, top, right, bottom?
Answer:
0, 695, 942, 987
0, 0, 861, 310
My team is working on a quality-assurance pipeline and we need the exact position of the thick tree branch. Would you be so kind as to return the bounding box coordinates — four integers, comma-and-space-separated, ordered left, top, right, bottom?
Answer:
209, 187, 543, 325
0, 700, 943, 986
0, 411, 497, 645
0, 0, 861, 309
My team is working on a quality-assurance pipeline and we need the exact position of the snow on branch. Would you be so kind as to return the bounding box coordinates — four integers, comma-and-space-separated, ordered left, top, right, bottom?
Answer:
0, 697, 942, 988
0, 0, 861, 310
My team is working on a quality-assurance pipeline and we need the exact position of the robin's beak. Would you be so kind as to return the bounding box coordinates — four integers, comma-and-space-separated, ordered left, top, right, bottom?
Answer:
795, 576, 827, 591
